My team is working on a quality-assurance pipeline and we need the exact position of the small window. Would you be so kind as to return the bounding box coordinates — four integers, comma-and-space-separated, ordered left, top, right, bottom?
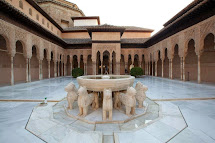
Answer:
36, 14, 39, 21
57, 31, 60, 35
51, 26, 53, 31
29, 8, 32, 16
47, 22, 49, 28
42, 19, 45, 24
19, 0, 23, 9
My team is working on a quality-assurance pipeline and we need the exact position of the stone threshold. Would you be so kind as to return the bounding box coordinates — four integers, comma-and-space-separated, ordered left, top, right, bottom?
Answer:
0, 99, 60, 102
152, 97, 215, 101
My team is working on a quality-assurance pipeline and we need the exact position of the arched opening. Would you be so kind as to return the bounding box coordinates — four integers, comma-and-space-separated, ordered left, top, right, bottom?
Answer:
42, 49, 48, 79
142, 55, 145, 75
163, 48, 169, 78
50, 51, 54, 78
141, 55, 146, 75
66, 55, 71, 76
150, 53, 152, 75
120, 54, 125, 75
80, 55, 84, 70
73, 55, 78, 69
59, 55, 62, 76
96, 51, 101, 75
172, 45, 181, 79
157, 51, 162, 77
31, 46, 39, 81
201, 33, 215, 83
134, 54, 139, 67
185, 39, 197, 81
87, 55, 92, 75
14, 41, 26, 83
0, 35, 10, 86
112, 52, 116, 74
153, 61, 155, 76
128, 54, 132, 73
103, 51, 110, 74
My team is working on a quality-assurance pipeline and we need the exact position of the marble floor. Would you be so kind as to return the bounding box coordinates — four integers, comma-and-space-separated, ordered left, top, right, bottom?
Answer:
0, 76, 215, 142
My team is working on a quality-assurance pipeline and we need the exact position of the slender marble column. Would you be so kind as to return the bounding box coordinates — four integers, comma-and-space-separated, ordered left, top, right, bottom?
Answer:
116, 62, 120, 75
58, 62, 60, 77
138, 61, 141, 67
85, 63, 87, 75
28, 59, 31, 82
26, 58, 29, 82
109, 62, 112, 74
70, 61, 73, 76
170, 59, 173, 79
149, 62, 151, 76
39, 60, 43, 80
78, 58, 80, 68
64, 64, 67, 76
61, 62, 64, 76
183, 57, 186, 81
11, 56, 14, 85
83, 63, 86, 75
180, 57, 183, 80
145, 62, 148, 75
147, 62, 149, 75
100, 56, 103, 75
198, 55, 201, 83
92, 61, 96, 75
155, 61, 157, 76
54, 61, 57, 77
169, 60, 171, 78
48, 60, 50, 78
152, 61, 154, 76
162, 60, 164, 77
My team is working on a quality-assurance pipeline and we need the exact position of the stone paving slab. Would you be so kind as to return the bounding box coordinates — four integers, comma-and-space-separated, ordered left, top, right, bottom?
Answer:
95, 123, 120, 135
60, 130, 102, 143
114, 129, 162, 143
103, 135, 114, 143
168, 128, 207, 143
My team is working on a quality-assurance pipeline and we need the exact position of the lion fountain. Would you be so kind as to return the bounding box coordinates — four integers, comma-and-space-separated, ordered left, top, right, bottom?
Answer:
64, 75, 148, 122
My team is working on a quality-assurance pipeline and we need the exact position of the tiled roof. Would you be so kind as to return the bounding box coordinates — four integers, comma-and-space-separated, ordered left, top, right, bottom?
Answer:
63, 39, 92, 44
63, 38, 148, 44
121, 38, 149, 44
63, 24, 153, 32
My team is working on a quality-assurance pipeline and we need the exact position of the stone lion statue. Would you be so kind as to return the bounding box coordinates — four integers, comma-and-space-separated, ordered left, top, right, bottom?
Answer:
135, 82, 148, 108
120, 87, 137, 116
114, 91, 121, 109
77, 86, 94, 117
103, 88, 113, 120
65, 82, 78, 110
92, 92, 99, 110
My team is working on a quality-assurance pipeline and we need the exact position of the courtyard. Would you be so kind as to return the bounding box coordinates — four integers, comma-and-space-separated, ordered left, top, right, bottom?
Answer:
0, 76, 215, 143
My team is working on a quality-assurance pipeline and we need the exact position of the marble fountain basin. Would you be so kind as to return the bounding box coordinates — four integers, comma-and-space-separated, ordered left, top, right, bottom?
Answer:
77, 75, 135, 92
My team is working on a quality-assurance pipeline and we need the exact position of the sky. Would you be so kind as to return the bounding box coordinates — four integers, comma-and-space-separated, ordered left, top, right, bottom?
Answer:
69, 0, 194, 35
